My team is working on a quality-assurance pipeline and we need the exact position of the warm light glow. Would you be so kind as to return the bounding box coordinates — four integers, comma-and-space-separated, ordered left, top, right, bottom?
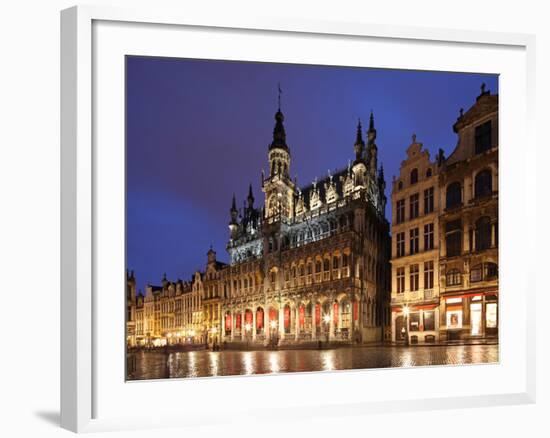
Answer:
269, 320, 277, 329
323, 314, 331, 324
403, 306, 410, 317
212, 327, 218, 334
244, 323, 252, 332
167, 332, 172, 338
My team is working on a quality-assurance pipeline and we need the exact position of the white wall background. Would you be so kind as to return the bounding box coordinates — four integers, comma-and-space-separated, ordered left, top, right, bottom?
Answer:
0, 1, 546, 437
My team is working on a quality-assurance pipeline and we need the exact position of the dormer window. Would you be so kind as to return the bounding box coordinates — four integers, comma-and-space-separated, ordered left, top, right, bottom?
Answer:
410, 168, 418, 185
475, 120, 492, 154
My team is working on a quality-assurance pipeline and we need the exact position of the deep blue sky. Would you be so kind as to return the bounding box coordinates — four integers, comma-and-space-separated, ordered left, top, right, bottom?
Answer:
126, 56, 498, 292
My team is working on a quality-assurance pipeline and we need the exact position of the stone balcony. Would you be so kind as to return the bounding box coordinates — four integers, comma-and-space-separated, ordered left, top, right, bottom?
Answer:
391, 289, 437, 303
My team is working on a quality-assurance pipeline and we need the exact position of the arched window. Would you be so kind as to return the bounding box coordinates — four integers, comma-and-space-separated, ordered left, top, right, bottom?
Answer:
475, 216, 492, 251
426, 168, 432, 178
446, 182, 462, 209
410, 168, 418, 185
315, 260, 322, 273
398, 181, 403, 190
256, 307, 264, 333
323, 259, 330, 281
475, 169, 493, 199
446, 269, 462, 286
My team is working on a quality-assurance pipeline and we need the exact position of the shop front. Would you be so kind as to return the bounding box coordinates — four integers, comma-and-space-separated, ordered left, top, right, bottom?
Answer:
391, 304, 439, 344
441, 291, 498, 341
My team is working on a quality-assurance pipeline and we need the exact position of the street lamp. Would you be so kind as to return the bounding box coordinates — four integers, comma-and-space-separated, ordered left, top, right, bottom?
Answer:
403, 305, 410, 346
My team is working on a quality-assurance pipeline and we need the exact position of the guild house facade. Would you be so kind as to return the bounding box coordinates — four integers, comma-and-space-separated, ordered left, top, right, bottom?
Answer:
391, 85, 499, 343
127, 103, 392, 348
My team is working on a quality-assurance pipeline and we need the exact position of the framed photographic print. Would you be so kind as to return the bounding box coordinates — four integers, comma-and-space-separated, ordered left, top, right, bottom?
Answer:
61, 5, 536, 433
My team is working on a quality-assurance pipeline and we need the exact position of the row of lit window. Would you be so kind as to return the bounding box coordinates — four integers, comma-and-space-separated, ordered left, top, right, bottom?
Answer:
395, 223, 434, 257
395, 261, 434, 293
395, 187, 434, 224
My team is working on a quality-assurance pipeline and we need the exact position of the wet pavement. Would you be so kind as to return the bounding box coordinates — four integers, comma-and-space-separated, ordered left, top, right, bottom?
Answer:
127, 344, 499, 380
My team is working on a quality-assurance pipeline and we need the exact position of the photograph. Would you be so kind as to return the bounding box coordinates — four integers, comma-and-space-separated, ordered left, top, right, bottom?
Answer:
125, 56, 499, 380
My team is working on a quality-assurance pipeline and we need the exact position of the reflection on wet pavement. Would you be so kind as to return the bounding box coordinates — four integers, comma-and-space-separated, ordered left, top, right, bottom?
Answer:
128, 344, 499, 380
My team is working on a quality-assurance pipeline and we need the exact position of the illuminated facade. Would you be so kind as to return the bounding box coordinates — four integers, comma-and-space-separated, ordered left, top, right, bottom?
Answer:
221, 109, 391, 347
127, 104, 392, 348
390, 85, 499, 343
129, 271, 204, 347
390, 136, 442, 343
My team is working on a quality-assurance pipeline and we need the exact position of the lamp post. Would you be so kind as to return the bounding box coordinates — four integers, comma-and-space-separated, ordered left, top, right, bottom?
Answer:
403, 305, 410, 346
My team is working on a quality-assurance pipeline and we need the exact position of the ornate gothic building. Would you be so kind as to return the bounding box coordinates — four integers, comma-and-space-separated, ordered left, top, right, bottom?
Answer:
221, 107, 391, 348
127, 103, 392, 348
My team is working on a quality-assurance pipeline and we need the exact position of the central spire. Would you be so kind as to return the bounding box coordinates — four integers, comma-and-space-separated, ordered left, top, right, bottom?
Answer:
269, 84, 288, 151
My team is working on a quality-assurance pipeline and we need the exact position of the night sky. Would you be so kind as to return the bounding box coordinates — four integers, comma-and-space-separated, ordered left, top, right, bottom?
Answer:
126, 56, 498, 293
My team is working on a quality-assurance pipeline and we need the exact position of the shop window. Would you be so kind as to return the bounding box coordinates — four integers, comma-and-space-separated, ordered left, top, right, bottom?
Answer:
470, 302, 482, 335
446, 310, 463, 329
409, 312, 420, 331
486, 303, 498, 328
423, 310, 435, 331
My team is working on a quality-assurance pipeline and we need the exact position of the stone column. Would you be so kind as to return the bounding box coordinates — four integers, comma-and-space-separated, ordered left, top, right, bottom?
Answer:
230, 310, 234, 341
241, 309, 245, 340
329, 300, 335, 341
491, 222, 496, 247
295, 303, 300, 341
279, 305, 285, 341
221, 306, 226, 338
264, 301, 270, 342
252, 307, 257, 341
311, 296, 317, 340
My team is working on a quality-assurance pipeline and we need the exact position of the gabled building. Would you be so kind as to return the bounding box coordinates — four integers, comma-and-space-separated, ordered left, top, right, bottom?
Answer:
390, 84, 499, 344
390, 135, 443, 343
438, 85, 499, 341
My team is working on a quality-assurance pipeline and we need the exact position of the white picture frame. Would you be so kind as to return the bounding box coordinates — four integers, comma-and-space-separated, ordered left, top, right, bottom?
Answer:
60, 4, 536, 433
